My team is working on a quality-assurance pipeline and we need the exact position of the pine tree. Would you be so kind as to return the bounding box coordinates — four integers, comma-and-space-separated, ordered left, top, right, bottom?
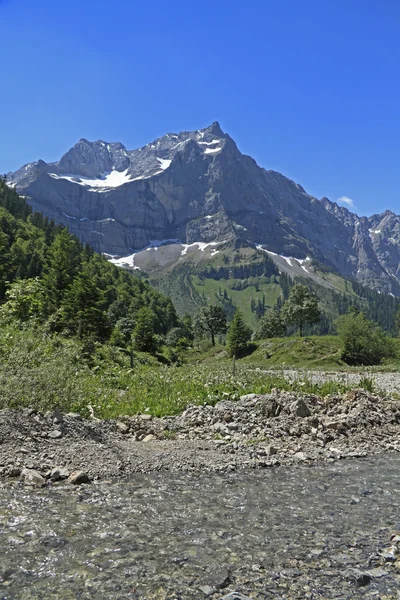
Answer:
133, 307, 158, 354
43, 229, 82, 306
60, 261, 109, 340
226, 311, 252, 357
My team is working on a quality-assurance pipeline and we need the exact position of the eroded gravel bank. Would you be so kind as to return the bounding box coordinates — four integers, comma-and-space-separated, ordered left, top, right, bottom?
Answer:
1, 387, 400, 482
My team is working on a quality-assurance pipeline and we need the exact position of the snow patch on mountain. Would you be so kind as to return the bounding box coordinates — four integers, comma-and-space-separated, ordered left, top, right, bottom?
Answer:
49, 168, 133, 190
157, 158, 172, 170
180, 240, 226, 255
204, 147, 222, 154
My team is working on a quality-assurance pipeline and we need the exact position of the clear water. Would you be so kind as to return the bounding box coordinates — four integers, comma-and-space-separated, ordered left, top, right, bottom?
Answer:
1, 456, 400, 599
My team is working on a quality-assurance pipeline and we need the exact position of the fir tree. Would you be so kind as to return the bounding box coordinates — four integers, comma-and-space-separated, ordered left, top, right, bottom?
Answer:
226, 311, 252, 357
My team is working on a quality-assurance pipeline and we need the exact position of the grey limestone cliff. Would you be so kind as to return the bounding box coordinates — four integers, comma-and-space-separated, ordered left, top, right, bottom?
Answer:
7, 122, 400, 294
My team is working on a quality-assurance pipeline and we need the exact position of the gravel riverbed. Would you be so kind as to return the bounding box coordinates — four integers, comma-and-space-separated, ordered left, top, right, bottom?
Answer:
1, 456, 400, 599
2, 374, 400, 598
1, 384, 400, 481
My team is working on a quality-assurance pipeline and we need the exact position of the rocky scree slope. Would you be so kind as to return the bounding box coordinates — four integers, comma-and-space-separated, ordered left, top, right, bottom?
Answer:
8, 122, 400, 294
1, 388, 400, 481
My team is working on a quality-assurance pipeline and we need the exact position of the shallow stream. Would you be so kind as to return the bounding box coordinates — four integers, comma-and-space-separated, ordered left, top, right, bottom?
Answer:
1, 456, 400, 599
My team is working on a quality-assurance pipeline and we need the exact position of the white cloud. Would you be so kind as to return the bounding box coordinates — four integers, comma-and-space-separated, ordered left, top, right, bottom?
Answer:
337, 196, 354, 208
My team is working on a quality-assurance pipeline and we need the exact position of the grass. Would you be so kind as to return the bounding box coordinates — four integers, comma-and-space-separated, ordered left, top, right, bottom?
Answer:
1, 325, 399, 420
0, 325, 354, 420
191, 276, 282, 327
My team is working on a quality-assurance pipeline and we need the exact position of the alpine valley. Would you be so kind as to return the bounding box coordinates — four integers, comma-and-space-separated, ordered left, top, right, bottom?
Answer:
7, 122, 400, 330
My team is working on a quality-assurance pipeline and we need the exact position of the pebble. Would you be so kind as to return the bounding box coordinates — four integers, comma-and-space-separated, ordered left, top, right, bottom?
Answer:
221, 594, 252, 600
116, 421, 130, 434
292, 398, 311, 418
8, 467, 21, 477
325, 420, 345, 431
50, 466, 70, 481
20, 468, 46, 487
68, 471, 90, 485
142, 434, 156, 442
140, 414, 152, 421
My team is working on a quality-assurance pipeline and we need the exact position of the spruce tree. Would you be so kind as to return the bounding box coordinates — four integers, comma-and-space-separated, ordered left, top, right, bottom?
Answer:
226, 311, 252, 357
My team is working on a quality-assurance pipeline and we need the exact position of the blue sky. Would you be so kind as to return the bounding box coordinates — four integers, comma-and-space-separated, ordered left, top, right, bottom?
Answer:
1, 0, 399, 216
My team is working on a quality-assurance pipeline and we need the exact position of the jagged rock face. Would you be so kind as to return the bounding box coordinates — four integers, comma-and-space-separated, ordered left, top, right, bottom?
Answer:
7, 122, 400, 294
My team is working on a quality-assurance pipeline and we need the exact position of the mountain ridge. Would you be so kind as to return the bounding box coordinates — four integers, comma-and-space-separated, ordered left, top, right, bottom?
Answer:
7, 122, 400, 295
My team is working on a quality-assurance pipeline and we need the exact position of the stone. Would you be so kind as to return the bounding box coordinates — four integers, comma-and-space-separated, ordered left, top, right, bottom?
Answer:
68, 471, 90, 485
240, 394, 257, 402
355, 572, 371, 587
325, 420, 345, 431
367, 567, 388, 578
66, 412, 82, 420
221, 594, 252, 600
116, 421, 129, 434
21, 468, 46, 487
48, 430, 63, 439
142, 434, 156, 442
200, 565, 231, 589
50, 466, 70, 481
292, 398, 311, 418
140, 414, 152, 421
8, 467, 21, 477
294, 451, 308, 461
199, 585, 215, 596
379, 546, 398, 561
53, 409, 63, 424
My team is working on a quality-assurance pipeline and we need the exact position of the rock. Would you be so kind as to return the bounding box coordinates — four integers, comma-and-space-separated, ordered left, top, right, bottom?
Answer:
66, 412, 82, 420
354, 572, 371, 587
221, 594, 252, 600
21, 468, 46, 487
211, 422, 228, 434
260, 398, 281, 418
200, 565, 231, 589
8, 467, 21, 477
292, 398, 311, 418
116, 421, 130, 434
240, 394, 257, 402
53, 409, 63, 424
325, 420, 345, 431
68, 471, 90, 485
50, 466, 70, 481
379, 546, 398, 561
48, 430, 63, 439
367, 567, 388, 578
142, 434, 156, 442
199, 585, 215, 596
140, 414, 152, 421
294, 451, 308, 461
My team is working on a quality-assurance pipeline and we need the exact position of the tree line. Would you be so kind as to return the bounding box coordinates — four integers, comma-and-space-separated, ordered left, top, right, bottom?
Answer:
0, 177, 179, 353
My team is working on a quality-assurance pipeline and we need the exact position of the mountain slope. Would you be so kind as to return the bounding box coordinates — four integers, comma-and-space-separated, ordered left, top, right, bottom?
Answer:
7, 122, 400, 295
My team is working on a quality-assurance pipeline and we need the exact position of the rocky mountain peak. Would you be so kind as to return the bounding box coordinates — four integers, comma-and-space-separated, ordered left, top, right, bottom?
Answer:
7, 122, 400, 295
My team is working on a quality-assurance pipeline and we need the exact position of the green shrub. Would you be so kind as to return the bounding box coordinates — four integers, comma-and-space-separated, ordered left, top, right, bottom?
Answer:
336, 309, 395, 366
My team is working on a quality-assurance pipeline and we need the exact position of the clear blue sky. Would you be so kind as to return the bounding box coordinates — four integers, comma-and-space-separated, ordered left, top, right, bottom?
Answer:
1, 0, 399, 216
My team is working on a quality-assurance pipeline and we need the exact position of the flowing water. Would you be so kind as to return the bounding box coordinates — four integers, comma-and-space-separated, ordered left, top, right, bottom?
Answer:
1, 456, 400, 599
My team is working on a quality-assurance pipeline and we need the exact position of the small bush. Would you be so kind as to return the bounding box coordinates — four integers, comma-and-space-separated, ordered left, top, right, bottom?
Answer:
336, 309, 395, 366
